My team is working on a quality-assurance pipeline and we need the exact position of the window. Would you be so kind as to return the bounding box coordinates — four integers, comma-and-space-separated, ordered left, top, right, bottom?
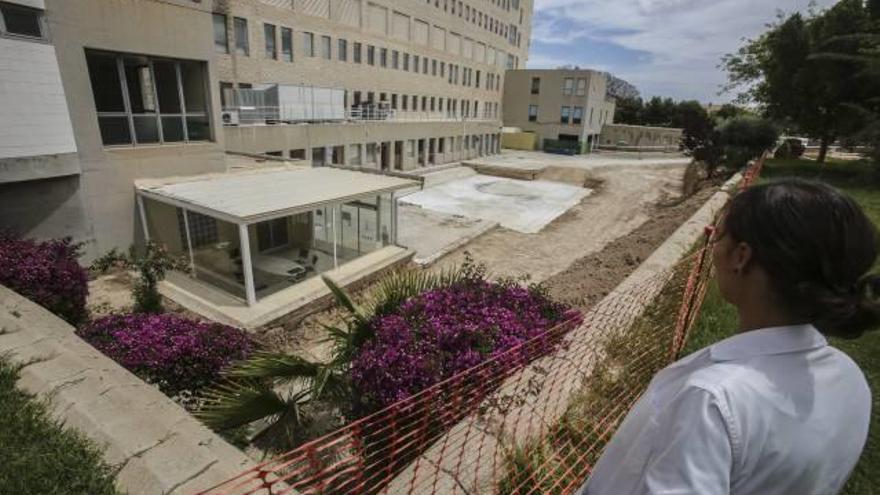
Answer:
367, 45, 375, 65
576, 78, 587, 96
413, 55, 420, 73
213, 14, 228, 53
86, 51, 210, 146
572, 106, 583, 125
353, 42, 362, 63
392, 50, 399, 69
338, 38, 348, 61
441, 61, 445, 77
475, 70, 480, 88
403, 53, 409, 71
304, 32, 314, 57
528, 104, 537, 122
432, 59, 437, 76
281, 27, 293, 62
321, 35, 331, 59
422, 57, 428, 74
380, 47, 387, 67
257, 218, 289, 252
561, 106, 571, 124
177, 209, 218, 248
0, 1, 43, 39
264, 24, 276, 59
234, 17, 249, 56
589, 108, 594, 125
530, 77, 540, 94
563, 77, 574, 95
402, 94, 408, 110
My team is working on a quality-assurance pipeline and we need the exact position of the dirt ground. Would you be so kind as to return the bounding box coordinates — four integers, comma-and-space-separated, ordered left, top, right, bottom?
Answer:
542, 180, 719, 313
257, 161, 720, 361
429, 162, 688, 283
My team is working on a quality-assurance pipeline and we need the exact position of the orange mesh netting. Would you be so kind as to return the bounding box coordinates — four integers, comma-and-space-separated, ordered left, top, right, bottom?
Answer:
201, 158, 764, 495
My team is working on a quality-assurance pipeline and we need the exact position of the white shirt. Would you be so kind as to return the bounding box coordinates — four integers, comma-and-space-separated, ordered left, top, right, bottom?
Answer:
578, 325, 871, 495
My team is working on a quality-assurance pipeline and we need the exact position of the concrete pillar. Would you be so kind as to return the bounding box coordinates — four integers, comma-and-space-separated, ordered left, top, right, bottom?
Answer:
421, 138, 428, 167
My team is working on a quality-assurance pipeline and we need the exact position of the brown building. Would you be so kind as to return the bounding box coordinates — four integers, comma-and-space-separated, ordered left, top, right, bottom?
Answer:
502, 68, 614, 152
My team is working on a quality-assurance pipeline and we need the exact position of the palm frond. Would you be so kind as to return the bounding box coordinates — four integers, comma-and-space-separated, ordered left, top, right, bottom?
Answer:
322, 275, 366, 322
196, 379, 294, 430
224, 352, 324, 381
366, 265, 468, 316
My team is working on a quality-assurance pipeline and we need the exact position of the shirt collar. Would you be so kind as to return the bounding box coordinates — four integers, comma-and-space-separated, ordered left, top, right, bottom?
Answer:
709, 324, 828, 362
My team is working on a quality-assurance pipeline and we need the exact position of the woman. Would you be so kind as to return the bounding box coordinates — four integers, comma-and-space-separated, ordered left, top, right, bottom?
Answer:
579, 179, 875, 495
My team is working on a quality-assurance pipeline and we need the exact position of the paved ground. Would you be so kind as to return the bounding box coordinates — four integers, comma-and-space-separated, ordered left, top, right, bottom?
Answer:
430, 158, 688, 283
400, 174, 592, 233
397, 204, 496, 265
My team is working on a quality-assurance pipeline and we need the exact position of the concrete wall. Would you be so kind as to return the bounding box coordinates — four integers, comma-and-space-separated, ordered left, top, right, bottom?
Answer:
599, 123, 683, 151
0, 175, 94, 243
224, 120, 502, 169
0, 284, 255, 495
45, 0, 228, 260
502, 69, 613, 149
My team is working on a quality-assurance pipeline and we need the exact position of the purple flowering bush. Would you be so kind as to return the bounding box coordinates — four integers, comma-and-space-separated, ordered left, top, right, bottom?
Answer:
0, 234, 89, 325
351, 279, 582, 411
77, 313, 252, 397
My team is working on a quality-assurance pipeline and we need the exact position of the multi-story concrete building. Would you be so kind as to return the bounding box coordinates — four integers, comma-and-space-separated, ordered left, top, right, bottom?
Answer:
216, 0, 532, 168
502, 68, 615, 152
0, 0, 534, 324
0, 0, 533, 259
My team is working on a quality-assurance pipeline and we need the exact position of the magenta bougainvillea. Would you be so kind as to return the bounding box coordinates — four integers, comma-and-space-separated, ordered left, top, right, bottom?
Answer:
77, 313, 252, 397
351, 280, 581, 411
0, 234, 89, 325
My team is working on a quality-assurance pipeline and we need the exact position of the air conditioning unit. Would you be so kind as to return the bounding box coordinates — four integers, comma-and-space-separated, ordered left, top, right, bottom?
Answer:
221, 109, 240, 126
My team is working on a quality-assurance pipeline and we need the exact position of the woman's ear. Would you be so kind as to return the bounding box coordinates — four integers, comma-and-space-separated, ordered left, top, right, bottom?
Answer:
733, 241, 753, 274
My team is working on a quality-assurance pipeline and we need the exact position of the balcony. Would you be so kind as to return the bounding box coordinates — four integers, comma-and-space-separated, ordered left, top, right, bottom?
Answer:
221, 105, 501, 126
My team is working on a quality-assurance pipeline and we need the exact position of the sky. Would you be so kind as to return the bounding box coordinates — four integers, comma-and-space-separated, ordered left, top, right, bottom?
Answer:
527, 0, 839, 103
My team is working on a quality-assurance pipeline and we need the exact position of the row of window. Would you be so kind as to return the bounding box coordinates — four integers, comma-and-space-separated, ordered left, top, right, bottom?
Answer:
86, 50, 211, 146
530, 76, 590, 96
425, 0, 523, 47
527, 105, 610, 127
215, 15, 502, 92
267, 133, 500, 166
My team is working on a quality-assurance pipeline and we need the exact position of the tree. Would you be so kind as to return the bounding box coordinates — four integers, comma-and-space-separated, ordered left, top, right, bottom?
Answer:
614, 97, 644, 125
723, 0, 874, 163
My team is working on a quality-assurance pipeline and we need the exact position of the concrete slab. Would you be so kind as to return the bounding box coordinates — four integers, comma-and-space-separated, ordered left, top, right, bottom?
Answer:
400, 175, 591, 234
397, 204, 497, 266
159, 246, 413, 329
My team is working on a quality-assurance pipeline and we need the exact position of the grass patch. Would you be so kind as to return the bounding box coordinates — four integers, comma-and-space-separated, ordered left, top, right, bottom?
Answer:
0, 355, 119, 494
686, 157, 880, 494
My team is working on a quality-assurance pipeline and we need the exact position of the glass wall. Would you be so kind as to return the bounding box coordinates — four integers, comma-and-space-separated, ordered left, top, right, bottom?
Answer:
141, 198, 245, 300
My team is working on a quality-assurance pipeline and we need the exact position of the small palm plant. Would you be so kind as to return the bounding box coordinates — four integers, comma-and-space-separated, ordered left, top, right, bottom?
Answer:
196, 264, 470, 444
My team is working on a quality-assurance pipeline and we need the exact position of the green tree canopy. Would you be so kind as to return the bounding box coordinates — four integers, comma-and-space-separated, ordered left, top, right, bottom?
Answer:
723, 0, 877, 163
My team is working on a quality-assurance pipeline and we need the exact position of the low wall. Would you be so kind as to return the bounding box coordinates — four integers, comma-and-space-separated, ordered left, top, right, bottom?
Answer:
501, 132, 537, 151
600, 123, 683, 150
0, 285, 255, 495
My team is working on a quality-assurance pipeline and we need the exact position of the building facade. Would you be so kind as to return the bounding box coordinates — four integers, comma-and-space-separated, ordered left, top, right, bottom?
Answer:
502, 69, 614, 152
0, 0, 533, 261
214, 0, 532, 168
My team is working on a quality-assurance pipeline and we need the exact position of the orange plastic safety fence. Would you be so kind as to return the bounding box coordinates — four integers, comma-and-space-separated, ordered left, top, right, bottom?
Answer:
200, 158, 765, 495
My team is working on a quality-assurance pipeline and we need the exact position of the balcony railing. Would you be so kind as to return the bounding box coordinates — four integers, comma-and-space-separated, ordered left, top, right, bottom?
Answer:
221, 106, 500, 126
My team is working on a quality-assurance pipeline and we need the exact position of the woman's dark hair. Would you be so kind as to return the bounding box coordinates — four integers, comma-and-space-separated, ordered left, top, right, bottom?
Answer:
724, 179, 880, 339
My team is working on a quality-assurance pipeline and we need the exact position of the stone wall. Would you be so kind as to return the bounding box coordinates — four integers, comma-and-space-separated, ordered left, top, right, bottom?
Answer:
0, 285, 255, 495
